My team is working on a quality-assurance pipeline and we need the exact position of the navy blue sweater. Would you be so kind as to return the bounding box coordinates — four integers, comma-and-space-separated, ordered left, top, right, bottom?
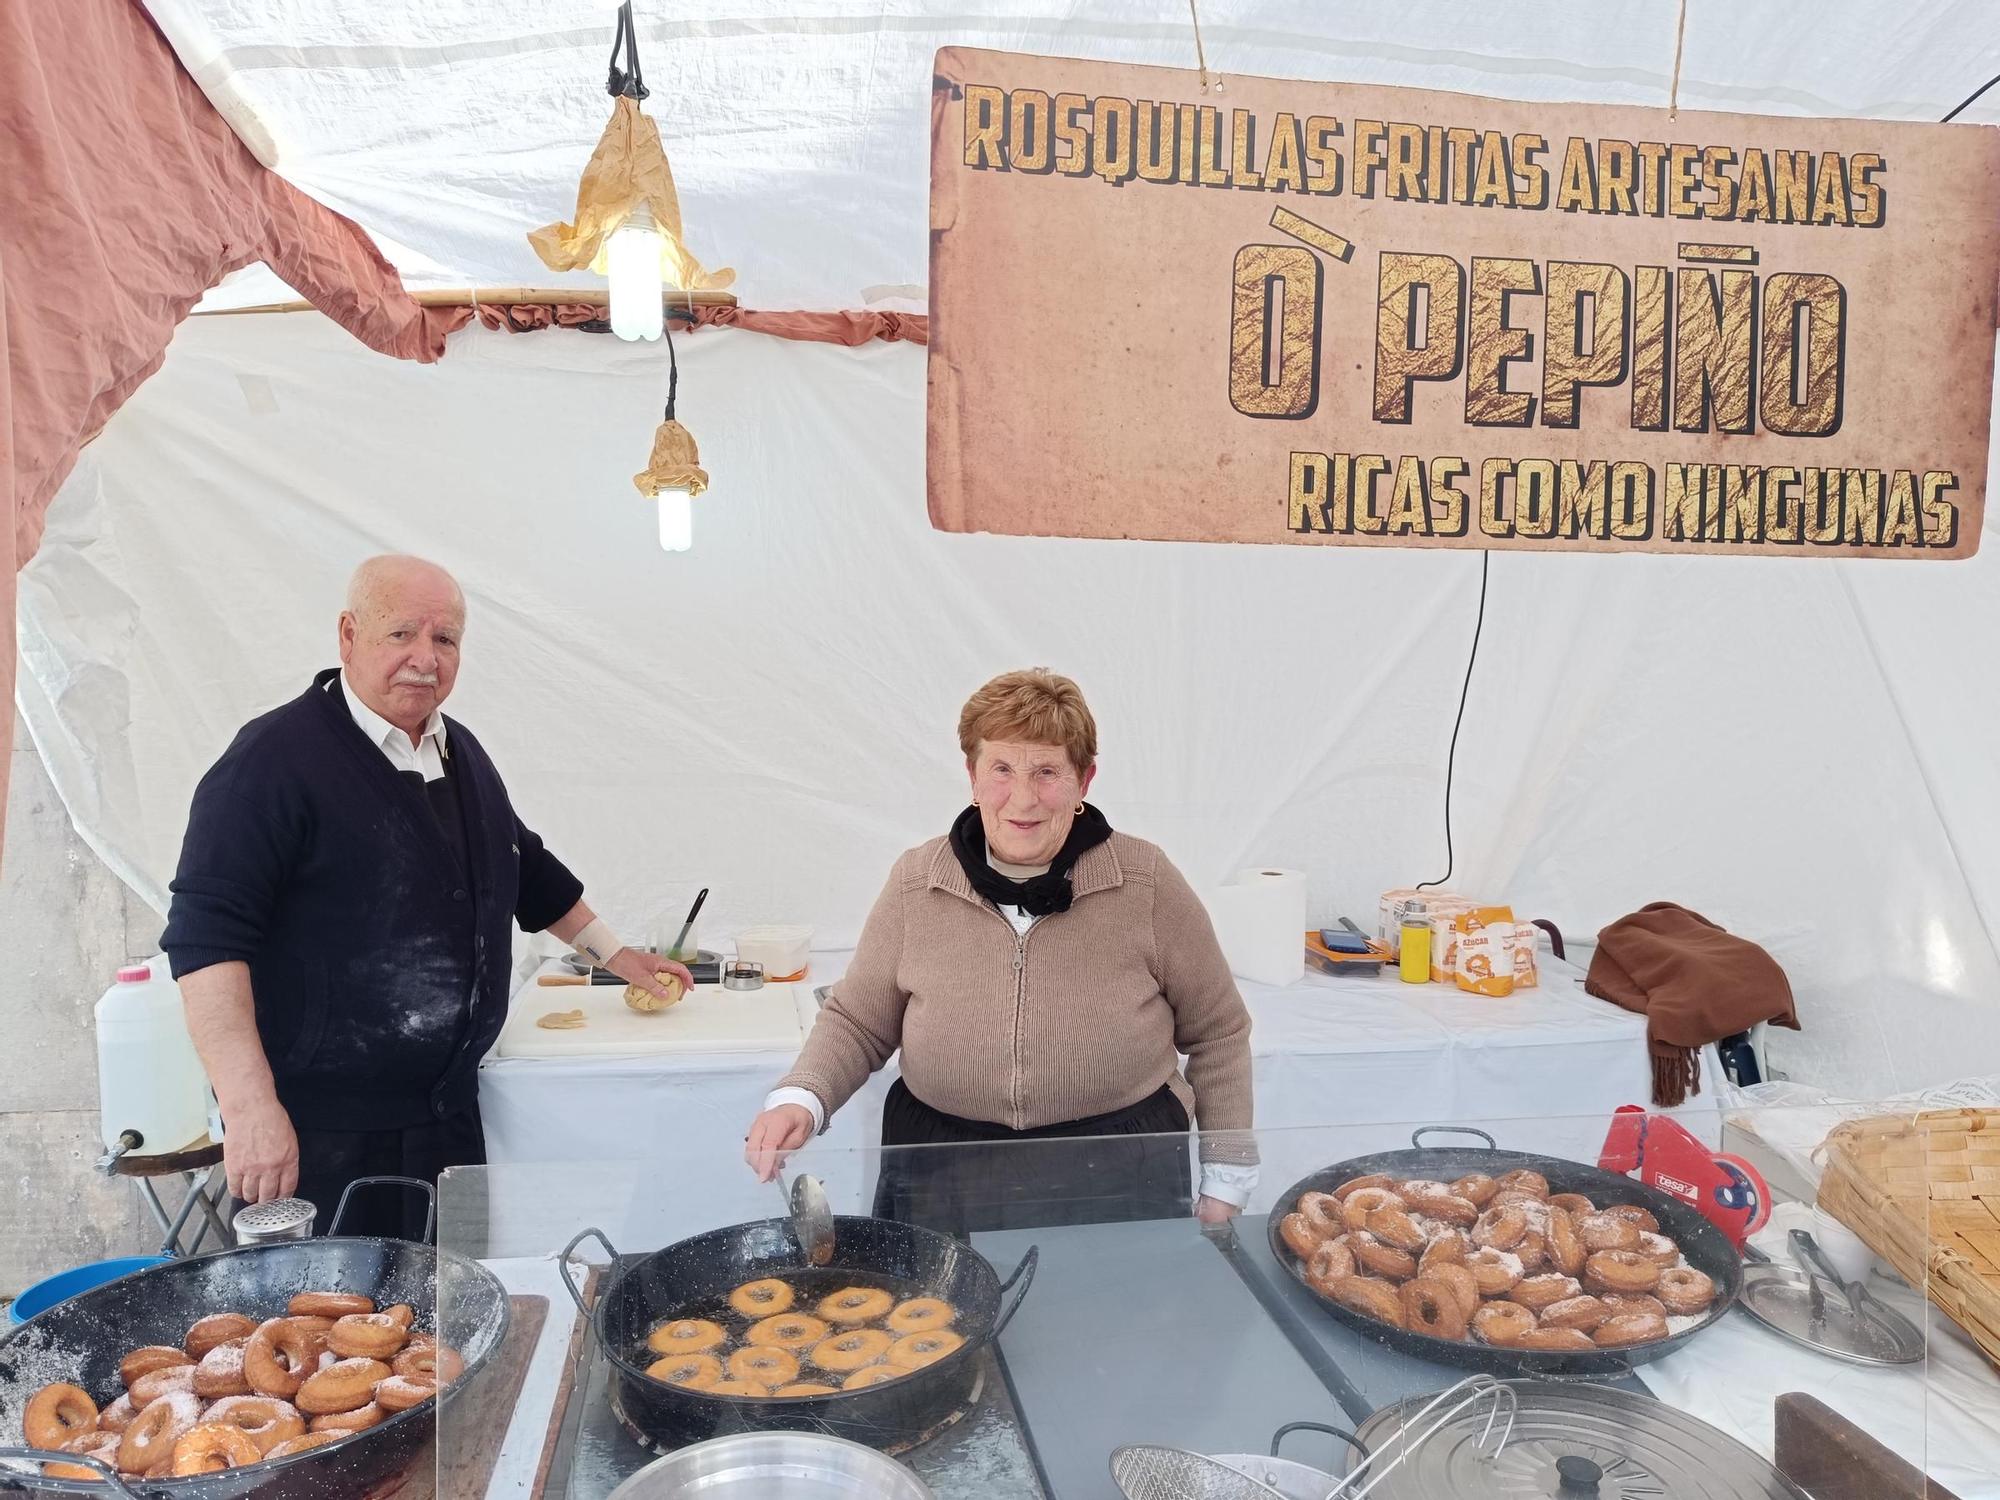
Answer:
162, 670, 583, 1130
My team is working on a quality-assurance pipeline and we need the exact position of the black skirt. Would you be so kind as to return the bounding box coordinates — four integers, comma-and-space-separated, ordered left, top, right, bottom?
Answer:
871, 1078, 1192, 1236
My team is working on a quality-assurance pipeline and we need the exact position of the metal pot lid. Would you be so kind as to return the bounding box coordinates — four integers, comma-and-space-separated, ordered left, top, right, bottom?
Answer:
1736, 1265, 1925, 1366
1352, 1381, 1806, 1499
606, 1431, 935, 1499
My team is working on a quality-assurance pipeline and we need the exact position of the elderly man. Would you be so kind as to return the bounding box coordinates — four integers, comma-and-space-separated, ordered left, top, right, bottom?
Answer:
162, 555, 683, 1237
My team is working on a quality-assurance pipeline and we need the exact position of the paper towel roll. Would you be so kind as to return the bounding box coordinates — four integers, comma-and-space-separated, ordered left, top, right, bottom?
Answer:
1207, 868, 1307, 986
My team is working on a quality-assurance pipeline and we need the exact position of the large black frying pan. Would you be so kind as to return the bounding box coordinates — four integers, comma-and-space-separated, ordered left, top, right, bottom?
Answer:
1268, 1127, 1744, 1377
562, 1214, 1035, 1453
0, 1179, 510, 1499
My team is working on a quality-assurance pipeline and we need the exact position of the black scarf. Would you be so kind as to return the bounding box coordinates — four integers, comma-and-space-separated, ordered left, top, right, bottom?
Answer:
948, 802, 1113, 917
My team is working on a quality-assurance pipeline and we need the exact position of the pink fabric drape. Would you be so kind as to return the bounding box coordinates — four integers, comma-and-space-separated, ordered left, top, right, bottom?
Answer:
1, 0, 457, 866
447, 303, 929, 346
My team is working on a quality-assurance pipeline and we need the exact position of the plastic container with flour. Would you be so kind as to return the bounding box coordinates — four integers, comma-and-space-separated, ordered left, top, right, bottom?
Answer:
94, 960, 211, 1157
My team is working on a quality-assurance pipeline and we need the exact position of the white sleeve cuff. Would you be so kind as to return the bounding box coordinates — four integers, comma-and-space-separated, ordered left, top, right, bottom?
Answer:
1198, 1162, 1257, 1208
765, 1087, 827, 1135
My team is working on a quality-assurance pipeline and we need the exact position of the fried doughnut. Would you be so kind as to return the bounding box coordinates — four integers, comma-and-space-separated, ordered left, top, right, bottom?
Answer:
1600, 1293, 1668, 1321
1491, 1189, 1550, 1214
1657, 1266, 1716, 1315
96, 1395, 137, 1437
1430, 1263, 1481, 1321
728, 1347, 801, 1387
1332, 1173, 1396, 1200
203, 1396, 306, 1455
647, 1318, 726, 1355
375, 1376, 436, 1412
1399, 1277, 1470, 1341
842, 1365, 902, 1389
1550, 1193, 1597, 1216
309, 1402, 385, 1434
1541, 1294, 1612, 1332
887, 1296, 957, 1335
1603, 1204, 1661, 1234
329, 1312, 407, 1360
24, 1384, 98, 1450
1325, 1275, 1406, 1328
245, 1318, 317, 1400
117, 1392, 202, 1476
1406, 1191, 1479, 1228
1514, 1233, 1550, 1274
1451, 1174, 1500, 1208
1420, 1229, 1471, 1272
1473, 1204, 1530, 1251
1584, 1250, 1661, 1296
728, 1279, 796, 1318
1342, 1187, 1406, 1232
1636, 1232, 1682, 1267
1465, 1247, 1525, 1296
1365, 1206, 1428, 1252
1495, 1169, 1550, 1199
120, 1346, 191, 1389
185, 1313, 258, 1361
128, 1363, 196, 1406
1594, 1311, 1670, 1348
887, 1330, 966, 1370
811, 1328, 894, 1372
296, 1357, 392, 1415
648, 1354, 723, 1389
193, 1339, 252, 1399
290, 1315, 338, 1339
1279, 1212, 1324, 1260
1297, 1192, 1346, 1238
817, 1286, 895, 1325
392, 1341, 463, 1385
44, 1433, 120, 1482
771, 1382, 839, 1396
1546, 1208, 1586, 1276
288, 1292, 375, 1319
381, 1303, 415, 1330
1349, 1232, 1417, 1281
1578, 1212, 1642, 1252
746, 1313, 830, 1351
1396, 1178, 1451, 1199
1471, 1302, 1538, 1347
170, 1421, 262, 1475
1518, 1327, 1596, 1351
1509, 1273, 1583, 1311
267, 1432, 346, 1460
1307, 1238, 1358, 1288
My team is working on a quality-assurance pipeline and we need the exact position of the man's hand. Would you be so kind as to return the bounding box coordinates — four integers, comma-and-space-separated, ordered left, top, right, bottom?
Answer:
225, 1096, 300, 1205
605, 946, 695, 1002
1194, 1193, 1241, 1225
745, 1105, 816, 1182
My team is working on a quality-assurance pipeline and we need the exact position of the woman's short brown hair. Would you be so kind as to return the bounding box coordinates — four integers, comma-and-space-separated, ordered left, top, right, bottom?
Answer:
958, 669, 1098, 774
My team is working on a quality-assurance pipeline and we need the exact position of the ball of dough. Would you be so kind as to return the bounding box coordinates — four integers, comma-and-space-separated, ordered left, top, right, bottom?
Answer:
624, 971, 686, 1013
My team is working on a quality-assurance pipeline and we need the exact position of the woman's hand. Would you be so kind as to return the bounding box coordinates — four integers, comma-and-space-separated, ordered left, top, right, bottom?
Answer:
745, 1104, 816, 1182
1194, 1194, 1241, 1225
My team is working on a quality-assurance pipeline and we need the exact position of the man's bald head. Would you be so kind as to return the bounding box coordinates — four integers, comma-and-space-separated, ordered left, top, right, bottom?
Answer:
338, 555, 466, 737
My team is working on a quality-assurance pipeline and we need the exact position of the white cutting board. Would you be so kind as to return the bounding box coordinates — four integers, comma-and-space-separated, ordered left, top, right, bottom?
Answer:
496, 977, 808, 1058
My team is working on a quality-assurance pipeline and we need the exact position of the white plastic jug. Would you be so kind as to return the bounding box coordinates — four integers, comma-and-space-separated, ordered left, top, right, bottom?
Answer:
94, 960, 211, 1157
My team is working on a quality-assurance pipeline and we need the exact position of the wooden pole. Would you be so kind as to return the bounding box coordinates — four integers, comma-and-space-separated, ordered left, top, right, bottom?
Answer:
195, 287, 739, 317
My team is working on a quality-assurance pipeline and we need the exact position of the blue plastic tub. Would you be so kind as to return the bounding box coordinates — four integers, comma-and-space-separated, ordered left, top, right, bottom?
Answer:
7, 1255, 170, 1325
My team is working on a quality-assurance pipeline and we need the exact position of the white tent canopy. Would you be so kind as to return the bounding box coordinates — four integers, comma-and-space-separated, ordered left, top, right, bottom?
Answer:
17, 1, 2000, 1097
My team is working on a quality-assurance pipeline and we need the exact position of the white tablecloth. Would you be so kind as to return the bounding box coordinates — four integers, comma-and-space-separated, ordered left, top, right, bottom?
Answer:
481, 950, 1682, 1227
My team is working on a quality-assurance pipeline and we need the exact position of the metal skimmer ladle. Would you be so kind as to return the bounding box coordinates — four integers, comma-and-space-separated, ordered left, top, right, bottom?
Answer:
783, 1171, 835, 1265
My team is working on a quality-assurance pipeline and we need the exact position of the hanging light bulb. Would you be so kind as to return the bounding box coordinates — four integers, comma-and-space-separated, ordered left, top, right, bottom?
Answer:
606, 200, 665, 342
655, 488, 694, 552
632, 323, 707, 553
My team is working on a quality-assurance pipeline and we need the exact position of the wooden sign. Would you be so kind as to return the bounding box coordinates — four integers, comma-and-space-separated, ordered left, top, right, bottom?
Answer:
928, 49, 2000, 557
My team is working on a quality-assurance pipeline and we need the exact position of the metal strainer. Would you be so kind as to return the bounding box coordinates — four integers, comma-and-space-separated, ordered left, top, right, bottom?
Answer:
1112, 1446, 1294, 1500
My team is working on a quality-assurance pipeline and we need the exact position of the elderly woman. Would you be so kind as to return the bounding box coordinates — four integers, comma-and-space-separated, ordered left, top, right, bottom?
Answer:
746, 669, 1255, 1233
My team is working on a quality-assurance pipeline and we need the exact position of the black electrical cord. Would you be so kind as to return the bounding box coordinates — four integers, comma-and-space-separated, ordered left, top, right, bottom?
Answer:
1942, 69, 2000, 122
662, 318, 680, 421
606, 2, 649, 100
1415, 549, 1489, 893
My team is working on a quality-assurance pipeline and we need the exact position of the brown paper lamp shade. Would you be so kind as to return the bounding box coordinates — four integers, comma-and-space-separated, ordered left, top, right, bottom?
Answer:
633, 418, 708, 498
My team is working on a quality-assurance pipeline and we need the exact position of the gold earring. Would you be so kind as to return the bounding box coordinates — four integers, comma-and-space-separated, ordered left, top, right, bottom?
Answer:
1074, 801, 1085, 815
971, 798, 979, 808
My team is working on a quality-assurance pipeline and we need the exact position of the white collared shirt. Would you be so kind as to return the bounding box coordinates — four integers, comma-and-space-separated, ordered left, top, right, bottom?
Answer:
338, 672, 448, 783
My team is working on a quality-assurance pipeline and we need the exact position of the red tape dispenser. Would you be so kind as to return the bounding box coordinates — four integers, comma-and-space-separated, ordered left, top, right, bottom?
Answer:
1598, 1105, 1772, 1247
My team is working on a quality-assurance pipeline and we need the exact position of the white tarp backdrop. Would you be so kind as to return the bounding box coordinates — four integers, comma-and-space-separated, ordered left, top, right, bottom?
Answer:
15, 1, 2000, 1098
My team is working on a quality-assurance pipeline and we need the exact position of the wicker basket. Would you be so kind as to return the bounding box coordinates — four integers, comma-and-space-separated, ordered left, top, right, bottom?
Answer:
1817, 1108, 2000, 1369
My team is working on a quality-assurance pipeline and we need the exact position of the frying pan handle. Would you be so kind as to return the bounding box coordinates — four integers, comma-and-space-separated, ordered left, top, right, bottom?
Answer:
329, 1175, 437, 1244
1409, 1126, 1496, 1151
0, 1447, 145, 1499
990, 1245, 1039, 1337
558, 1226, 621, 1323
1270, 1420, 1367, 1462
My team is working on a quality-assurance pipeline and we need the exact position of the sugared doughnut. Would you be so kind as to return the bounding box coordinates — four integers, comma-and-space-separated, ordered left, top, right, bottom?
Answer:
647, 1319, 726, 1355
267, 1432, 346, 1460
728, 1279, 795, 1319
1514, 1232, 1550, 1274
1430, 1263, 1481, 1321
1325, 1275, 1406, 1328
381, 1304, 415, 1330
290, 1315, 337, 1339
1509, 1273, 1583, 1311
1365, 1206, 1428, 1253
816, 1287, 895, 1325
374, 1376, 436, 1412
1279, 1212, 1323, 1260
1541, 1294, 1612, 1332
1407, 1191, 1479, 1227
169, 1421, 262, 1475
1471, 1302, 1538, 1346
328, 1312, 407, 1360
1583, 1250, 1661, 1296
1342, 1187, 1406, 1232
203, 1396, 306, 1454
1577, 1212, 1642, 1253
1331, 1173, 1396, 1201
886, 1296, 956, 1335
887, 1331, 965, 1370
648, 1354, 722, 1389
1603, 1204, 1661, 1234
245, 1318, 317, 1400
1451, 1174, 1500, 1208
288, 1292, 375, 1320
1518, 1327, 1596, 1350
1635, 1232, 1681, 1267
128, 1363, 196, 1406
1465, 1247, 1525, 1296
772, 1382, 839, 1396
309, 1402, 385, 1434
842, 1365, 902, 1389
1350, 1232, 1417, 1281
1399, 1277, 1470, 1341
1546, 1208, 1586, 1276
296, 1357, 391, 1415
185, 1313, 258, 1361
745, 1314, 830, 1351
96, 1394, 137, 1436
1473, 1204, 1530, 1252
1657, 1266, 1716, 1315
1420, 1229, 1471, 1272
43, 1433, 120, 1483
24, 1384, 98, 1451
120, 1346, 190, 1389
1495, 1169, 1550, 1198
727, 1347, 800, 1387
1599, 1293, 1668, 1321
1550, 1193, 1596, 1216
193, 1339, 252, 1399
1307, 1238, 1358, 1288
392, 1341, 463, 1384
810, 1329, 893, 1372
1594, 1311, 1671, 1348
117, 1392, 202, 1476
1298, 1192, 1345, 1237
